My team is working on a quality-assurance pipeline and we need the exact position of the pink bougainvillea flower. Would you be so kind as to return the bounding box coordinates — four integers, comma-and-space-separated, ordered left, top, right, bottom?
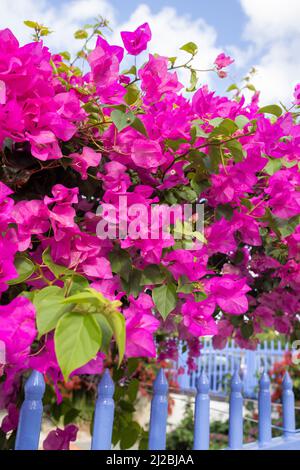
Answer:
74, 352, 105, 375
54, 90, 87, 122
88, 36, 123, 91
131, 138, 166, 170
163, 249, 209, 282
182, 298, 218, 337
44, 184, 78, 232
206, 218, 237, 255
232, 212, 262, 246
205, 275, 251, 315
214, 53, 234, 70
125, 294, 160, 357
13, 200, 50, 251
0, 236, 18, 292
265, 168, 300, 219
139, 54, 183, 104
0, 297, 37, 365
0, 80, 6, 104
26, 131, 62, 161
121, 22, 152, 55
294, 83, 300, 105
1, 403, 19, 433
43, 424, 78, 450
81, 256, 113, 279
70, 146, 102, 180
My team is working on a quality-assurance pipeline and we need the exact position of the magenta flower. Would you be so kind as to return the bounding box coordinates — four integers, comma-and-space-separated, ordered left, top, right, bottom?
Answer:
206, 218, 237, 255
0, 296, 37, 365
88, 36, 123, 97
121, 23, 152, 56
139, 55, 183, 104
163, 249, 209, 282
294, 84, 300, 105
43, 424, 78, 450
0, 80, 6, 104
265, 168, 300, 219
125, 294, 160, 357
182, 299, 218, 337
1, 403, 19, 433
70, 147, 102, 180
214, 53, 234, 70
205, 275, 251, 315
131, 139, 166, 170
0, 235, 18, 292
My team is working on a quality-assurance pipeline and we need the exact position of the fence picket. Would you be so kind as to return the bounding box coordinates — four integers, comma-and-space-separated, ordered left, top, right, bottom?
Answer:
15, 371, 45, 450
193, 371, 210, 450
91, 369, 115, 450
282, 372, 296, 439
258, 371, 272, 447
148, 369, 168, 450
228, 369, 243, 450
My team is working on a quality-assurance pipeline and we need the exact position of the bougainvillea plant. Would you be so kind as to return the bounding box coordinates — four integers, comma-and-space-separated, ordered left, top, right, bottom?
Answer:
0, 17, 300, 448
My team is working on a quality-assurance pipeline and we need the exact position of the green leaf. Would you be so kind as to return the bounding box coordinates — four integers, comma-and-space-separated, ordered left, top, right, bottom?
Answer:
177, 283, 194, 294
120, 422, 141, 449
241, 322, 254, 339
59, 51, 71, 61
111, 109, 135, 132
227, 84, 239, 92
168, 57, 177, 66
106, 311, 126, 366
174, 186, 198, 202
109, 250, 132, 282
180, 42, 198, 55
42, 247, 73, 278
122, 65, 137, 75
235, 115, 250, 129
74, 29, 88, 39
258, 105, 282, 118
95, 314, 113, 355
225, 140, 244, 162
210, 118, 239, 138
215, 204, 234, 221
40, 27, 52, 37
152, 283, 178, 320
8, 255, 36, 285
140, 265, 166, 285
206, 145, 222, 173
124, 85, 140, 106
34, 286, 71, 337
63, 274, 90, 295
130, 117, 148, 137
23, 20, 38, 29
246, 84, 256, 92
55, 313, 102, 380
276, 215, 300, 239
121, 269, 143, 298
127, 379, 139, 402
186, 69, 198, 92
264, 158, 282, 175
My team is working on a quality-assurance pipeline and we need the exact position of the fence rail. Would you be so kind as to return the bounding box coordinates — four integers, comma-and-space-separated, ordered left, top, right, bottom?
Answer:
177, 339, 288, 397
13, 367, 300, 451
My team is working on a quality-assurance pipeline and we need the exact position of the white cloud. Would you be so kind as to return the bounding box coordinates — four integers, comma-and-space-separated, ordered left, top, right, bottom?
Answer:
0, 0, 225, 91
0, 0, 116, 53
241, 0, 300, 45
240, 0, 300, 104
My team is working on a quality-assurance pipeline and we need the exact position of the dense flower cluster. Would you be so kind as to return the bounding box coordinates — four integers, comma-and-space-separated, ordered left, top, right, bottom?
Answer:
0, 21, 299, 444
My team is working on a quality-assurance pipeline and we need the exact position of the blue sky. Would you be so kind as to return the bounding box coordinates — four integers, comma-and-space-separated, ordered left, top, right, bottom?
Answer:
106, 0, 247, 46
1, 0, 299, 104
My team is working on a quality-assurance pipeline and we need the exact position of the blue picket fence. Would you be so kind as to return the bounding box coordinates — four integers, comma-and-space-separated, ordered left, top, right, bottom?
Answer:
177, 339, 288, 397
13, 367, 300, 450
